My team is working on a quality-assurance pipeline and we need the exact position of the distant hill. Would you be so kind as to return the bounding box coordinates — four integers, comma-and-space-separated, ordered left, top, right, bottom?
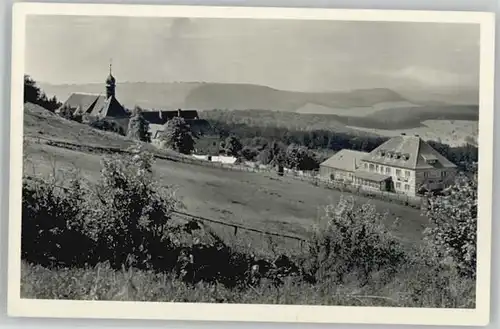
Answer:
38, 81, 479, 130
39, 81, 412, 113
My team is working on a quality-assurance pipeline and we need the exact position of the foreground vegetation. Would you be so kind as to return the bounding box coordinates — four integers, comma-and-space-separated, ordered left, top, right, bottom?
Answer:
21, 144, 477, 307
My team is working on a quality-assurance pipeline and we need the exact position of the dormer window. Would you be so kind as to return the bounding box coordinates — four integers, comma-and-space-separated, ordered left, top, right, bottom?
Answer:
395, 153, 401, 159
402, 153, 410, 161
422, 154, 438, 165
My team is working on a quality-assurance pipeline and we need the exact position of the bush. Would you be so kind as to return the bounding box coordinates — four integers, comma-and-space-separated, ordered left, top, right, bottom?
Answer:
89, 117, 126, 136
241, 146, 258, 161
303, 196, 407, 286
423, 173, 477, 278
83, 144, 181, 268
21, 172, 94, 267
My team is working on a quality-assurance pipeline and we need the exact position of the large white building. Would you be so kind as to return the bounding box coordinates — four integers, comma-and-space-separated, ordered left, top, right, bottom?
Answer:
320, 134, 458, 196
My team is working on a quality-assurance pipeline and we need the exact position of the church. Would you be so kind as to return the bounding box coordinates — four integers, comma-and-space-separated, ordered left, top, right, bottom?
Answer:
57, 64, 129, 119
57, 64, 200, 132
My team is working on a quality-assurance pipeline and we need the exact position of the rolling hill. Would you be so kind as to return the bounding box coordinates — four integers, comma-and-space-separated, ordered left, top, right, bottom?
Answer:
39, 81, 408, 112
38, 81, 479, 132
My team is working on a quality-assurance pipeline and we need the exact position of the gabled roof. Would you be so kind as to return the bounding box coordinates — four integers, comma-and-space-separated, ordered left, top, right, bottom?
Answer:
320, 149, 369, 172
60, 93, 127, 118
89, 95, 128, 118
61, 93, 105, 115
362, 135, 457, 170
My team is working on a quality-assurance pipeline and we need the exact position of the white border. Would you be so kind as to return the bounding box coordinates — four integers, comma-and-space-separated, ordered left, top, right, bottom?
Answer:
7, 2, 496, 326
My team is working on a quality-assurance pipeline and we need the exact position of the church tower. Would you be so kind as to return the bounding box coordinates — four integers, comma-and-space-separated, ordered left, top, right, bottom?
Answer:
105, 60, 116, 99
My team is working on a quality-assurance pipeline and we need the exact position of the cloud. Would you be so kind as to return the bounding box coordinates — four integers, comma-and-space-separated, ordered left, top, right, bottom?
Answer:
377, 66, 478, 89
25, 16, 480, 93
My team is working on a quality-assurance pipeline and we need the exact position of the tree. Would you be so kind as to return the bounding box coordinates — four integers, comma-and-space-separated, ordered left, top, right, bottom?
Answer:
24, 75, 62, 112
127, 106, 150, 142
285, 144, 319, 171
224, 136, 243, 156
423, 173, 477, 278
24, 75, 40, 104
241, 146, 258, 161
161, 116, 195, 154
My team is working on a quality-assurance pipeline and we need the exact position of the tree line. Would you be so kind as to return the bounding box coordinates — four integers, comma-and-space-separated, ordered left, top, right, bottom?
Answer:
204, 119, 478, 171
24, 75, 62, 112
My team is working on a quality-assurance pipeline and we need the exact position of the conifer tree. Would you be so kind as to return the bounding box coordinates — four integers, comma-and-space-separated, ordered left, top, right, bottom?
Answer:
127, 106, 150, 142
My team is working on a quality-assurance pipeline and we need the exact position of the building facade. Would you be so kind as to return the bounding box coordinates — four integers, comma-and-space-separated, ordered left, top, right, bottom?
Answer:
320, 134, 458, 196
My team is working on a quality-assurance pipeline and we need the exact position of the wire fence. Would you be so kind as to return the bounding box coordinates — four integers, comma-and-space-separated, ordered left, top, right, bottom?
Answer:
22, 175, 310, 249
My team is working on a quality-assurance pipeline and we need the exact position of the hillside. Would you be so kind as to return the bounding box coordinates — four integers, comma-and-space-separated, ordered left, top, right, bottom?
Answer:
23, 106, 425, 245
24, 102, 138, 149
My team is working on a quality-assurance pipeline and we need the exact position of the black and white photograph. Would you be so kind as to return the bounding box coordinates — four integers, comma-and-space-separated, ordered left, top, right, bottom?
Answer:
7, 3, 495, 326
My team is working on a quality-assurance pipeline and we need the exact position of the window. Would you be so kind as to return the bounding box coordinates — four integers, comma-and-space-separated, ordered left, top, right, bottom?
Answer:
386, 167, 390, 174
396, 169, 401, 176
376, 165, 379, 171
441, 171, 447, 177
404, 184, 410, 191
396, 182, 401, 189
424, 172, 429, 178
405, 171, 410, 177
364, 163, 367, 169
369, 164, 375, 171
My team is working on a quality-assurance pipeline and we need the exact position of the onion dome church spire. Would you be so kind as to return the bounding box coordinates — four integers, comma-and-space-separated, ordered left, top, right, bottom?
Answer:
105, 59, 116, 99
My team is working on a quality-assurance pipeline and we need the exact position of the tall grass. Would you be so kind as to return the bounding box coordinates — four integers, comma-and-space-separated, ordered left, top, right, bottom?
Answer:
20, 143, 477, 307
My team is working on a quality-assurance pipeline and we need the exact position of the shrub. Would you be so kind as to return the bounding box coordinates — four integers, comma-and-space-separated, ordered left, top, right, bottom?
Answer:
89, 117, 126, 136
21, 172, 94, 267
84, 144, 182, 268
241, 146, 258, 161
303, 196, 407, 286
423, 173, 477, 278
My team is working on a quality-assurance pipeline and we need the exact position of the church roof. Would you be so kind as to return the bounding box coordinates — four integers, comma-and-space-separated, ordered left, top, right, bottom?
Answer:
60, 92, 128, 118
362, 135, 457, 170
61, 93, 104, 115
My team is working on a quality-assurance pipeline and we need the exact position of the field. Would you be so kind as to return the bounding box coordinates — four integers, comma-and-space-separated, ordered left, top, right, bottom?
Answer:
347, 120, 478, 147
24, 141, 424, 245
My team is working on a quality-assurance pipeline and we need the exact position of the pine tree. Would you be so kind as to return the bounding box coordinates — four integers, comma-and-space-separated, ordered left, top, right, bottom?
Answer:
127, 106, 150, 142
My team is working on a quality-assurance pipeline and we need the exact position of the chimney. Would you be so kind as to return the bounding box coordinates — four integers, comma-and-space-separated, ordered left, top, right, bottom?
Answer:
177, 108, 182, 117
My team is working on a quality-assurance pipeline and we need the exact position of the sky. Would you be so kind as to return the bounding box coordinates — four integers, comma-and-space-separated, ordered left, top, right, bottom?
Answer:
25, 15, 480, 93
